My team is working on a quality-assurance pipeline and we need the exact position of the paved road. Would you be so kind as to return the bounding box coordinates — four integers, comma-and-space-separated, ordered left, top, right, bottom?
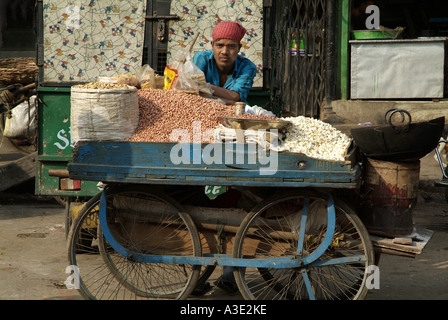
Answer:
1, 183, 448, 301
1, 137, 448, 301
368, 194, 448, 300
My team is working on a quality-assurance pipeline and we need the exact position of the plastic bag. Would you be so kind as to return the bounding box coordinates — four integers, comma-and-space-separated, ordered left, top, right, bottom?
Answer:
245, 105, 276, 118
213, 125, 281, 151
164, 50, 198, 93
164, 49, 207, 95
98, 74, 140, 87
183, 53, 213, 98
3, 96, 36, 139
137, 64, 156, 89
97, 65, 156, 89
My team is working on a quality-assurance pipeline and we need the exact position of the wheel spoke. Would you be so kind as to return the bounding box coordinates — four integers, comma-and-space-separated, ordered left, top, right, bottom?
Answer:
301, 270, 315, 300
296, 197, 309, 254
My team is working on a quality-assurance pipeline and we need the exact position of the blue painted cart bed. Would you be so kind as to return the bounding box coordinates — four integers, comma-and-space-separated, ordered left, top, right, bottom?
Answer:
68, 141, 361, 189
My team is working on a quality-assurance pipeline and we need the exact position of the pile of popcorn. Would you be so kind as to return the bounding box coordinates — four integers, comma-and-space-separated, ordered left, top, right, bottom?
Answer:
279, 116, 352, 162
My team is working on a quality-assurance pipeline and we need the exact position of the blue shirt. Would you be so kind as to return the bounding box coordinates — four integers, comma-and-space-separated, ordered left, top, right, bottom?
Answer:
193, 50, 257, 104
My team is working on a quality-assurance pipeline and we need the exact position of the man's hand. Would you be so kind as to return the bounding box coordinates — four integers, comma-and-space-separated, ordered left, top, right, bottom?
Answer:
210, 84, 240, 105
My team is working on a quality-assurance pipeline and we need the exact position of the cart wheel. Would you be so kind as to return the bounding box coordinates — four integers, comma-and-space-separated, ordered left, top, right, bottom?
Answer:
233, 190, 375, 300
67, 193, 100, 257
67, 185, 201, 300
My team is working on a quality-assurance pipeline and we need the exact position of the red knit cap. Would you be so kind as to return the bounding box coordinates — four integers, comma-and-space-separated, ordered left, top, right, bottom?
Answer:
212, 21, 246, 43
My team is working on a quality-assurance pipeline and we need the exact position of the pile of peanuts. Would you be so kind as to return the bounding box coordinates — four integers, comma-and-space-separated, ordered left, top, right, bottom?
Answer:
127, 89, 275, 143
73, 82, 136, 90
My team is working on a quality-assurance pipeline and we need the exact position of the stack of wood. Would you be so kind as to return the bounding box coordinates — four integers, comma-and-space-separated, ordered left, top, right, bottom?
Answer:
0, 58, 38, 85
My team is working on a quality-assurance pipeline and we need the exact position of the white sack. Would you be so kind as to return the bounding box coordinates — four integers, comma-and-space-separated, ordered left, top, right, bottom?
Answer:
3, 96, 36, 139
70, 87, 139, 142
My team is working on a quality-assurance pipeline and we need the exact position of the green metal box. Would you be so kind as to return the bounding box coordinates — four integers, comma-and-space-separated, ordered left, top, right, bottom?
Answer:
36, 86, 99, 197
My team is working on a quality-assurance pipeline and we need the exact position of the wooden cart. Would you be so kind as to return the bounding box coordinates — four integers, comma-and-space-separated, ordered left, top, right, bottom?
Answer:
66, 140, 376, 300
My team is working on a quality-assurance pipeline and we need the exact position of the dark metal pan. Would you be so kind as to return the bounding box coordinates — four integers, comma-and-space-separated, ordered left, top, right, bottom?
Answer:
350, 109, 445, 161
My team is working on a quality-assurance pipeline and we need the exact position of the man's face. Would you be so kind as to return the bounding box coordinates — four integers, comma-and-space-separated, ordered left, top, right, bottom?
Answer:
211, 39, 241, 72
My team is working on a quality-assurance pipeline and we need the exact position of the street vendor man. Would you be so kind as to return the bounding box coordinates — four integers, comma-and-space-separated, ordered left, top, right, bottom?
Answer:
193, 21, 257, 105
191, 22, 257, 294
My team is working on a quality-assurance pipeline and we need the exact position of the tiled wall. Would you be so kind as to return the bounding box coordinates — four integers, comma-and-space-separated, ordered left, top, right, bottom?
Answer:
42, 0, 147, 82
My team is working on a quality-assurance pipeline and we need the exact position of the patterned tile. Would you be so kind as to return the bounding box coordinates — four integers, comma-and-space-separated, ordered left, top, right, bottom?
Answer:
42, 0, 146, 82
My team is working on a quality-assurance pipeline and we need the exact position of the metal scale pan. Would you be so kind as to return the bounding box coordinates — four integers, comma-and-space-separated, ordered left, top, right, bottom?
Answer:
217, 116, 292, 131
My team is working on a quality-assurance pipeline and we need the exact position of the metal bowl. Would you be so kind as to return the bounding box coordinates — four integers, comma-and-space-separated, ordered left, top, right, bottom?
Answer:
218, 116, 292, 131
350, 115, 445, 161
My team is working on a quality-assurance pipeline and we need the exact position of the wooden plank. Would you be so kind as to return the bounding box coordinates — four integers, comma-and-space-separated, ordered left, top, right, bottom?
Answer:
0, 152, 36, 192
68, 169, 359, 188
370, 228, 434, 255
393, 237, 413, 245
70, 165, 358, 182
